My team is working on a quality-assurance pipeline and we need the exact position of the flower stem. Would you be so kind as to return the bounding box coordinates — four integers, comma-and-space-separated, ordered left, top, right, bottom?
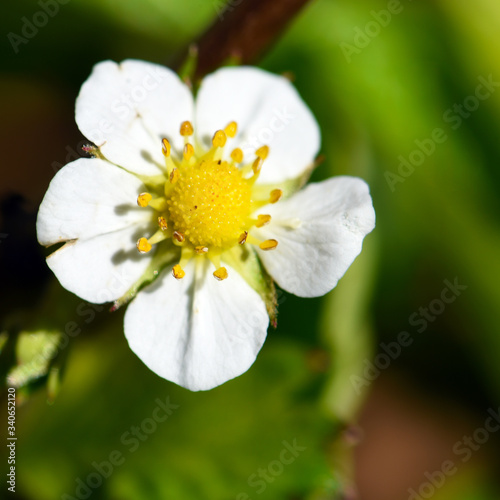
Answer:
172, 0, 314, 80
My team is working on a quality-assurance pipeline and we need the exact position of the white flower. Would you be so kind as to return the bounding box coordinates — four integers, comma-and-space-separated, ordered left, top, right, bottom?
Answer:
37, 60, 375, 391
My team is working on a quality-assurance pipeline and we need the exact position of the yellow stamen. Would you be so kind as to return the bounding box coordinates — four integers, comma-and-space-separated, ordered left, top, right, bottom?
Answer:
161, 138, 171, 157
259, 239, 278, 251
255, 145, 269, 160
173, 231, 185, 243
252, 157, 263, 175
180, 121, 194, 136
212, 130, 227, 148
170, 168, 180, 184
137, 237, 152, 253
158, 216, 168, 230
269, 189, 283, 204
148, 229, 168, 245
213, 267, 228, 281
148, 198, 168, 211
172, 264, 185, 280
224, 121, 238, 138
195, 246, 208, 254
238, 231, 248, 244
230, 148, 243, 163
256, 214, 272, 227
137, 192, 152, 207
184, 143, 194, 161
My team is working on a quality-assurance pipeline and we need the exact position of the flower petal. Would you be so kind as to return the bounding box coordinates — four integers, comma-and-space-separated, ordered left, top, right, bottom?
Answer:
254, 177, 375, 298
195, 66, 320, 184
76, 59, 194, 175
46, 224, 154, 303
37, 158, 150, 246
124, 260, 269, 391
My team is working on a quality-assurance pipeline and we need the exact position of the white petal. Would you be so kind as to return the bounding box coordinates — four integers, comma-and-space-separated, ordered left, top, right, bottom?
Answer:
76, 59, 194, 176
254, 177, 375, 298
37, 158, 150, 246
195, 66, 320, 184
47, 224, 154, 303
124, 260, 269, 391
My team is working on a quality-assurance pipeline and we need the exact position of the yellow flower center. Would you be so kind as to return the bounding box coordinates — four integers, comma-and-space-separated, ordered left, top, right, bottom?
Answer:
167, 159, 251, 248
134, 121, 281, 281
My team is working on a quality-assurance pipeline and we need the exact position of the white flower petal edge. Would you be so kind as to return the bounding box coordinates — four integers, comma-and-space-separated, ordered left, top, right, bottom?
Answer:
37, 158, 150, 245
195, 66, 320, 185
76, 59, 194, 176
254, 176, 375, 298
37, 157, 155, 303
124, 260, 269, 391
46, 225, 154, 303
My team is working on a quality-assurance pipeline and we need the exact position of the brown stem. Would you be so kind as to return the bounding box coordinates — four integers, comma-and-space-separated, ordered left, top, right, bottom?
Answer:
173, 0, 314, 80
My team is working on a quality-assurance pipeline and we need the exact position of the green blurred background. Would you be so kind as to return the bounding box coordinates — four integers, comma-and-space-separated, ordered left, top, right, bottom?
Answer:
1, 0, 500, 499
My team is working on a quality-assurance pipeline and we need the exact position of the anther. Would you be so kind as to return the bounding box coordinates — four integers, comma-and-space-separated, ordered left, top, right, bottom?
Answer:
252, 157, 263, 175
170, 168, 179, 184
195, 246, 208, 254
255, 145, 269, 160
161, 138, 171, 157
158, 216, 168, 230
173, 231, 185, 243
259, 239, 278, 251
212, 130, 227, 148
238, 231, 248, 244
137, 192, 152, 207
269, 189, 283, 204
172, 264, 185, 279
136, 237, 152, 253
224, 121, 238, 138
180, 121, 194, 136
183, 143, 194, 161
231, 148, 243, 163
256, 214, 272, 227
213, 267, 228, 281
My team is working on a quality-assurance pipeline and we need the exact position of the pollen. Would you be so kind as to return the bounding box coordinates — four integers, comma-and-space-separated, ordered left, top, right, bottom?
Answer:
137, 192, 152, 207
137, 237, 152, 253
255, 145, 269, 160
256, 214, 271, 227
259, 239, 278, 251
212, 130, 227, 148
231, 148, 243, 163
269, 189, 283, 204
172, 264, 185, 279
162, 138, 171, 157
180, 121, 194, 136
213, 267, 228, 281
224, 121, 238, 138
167, 159, 252, 248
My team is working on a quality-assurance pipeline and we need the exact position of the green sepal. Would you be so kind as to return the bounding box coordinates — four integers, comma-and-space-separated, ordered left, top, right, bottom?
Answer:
223, 245, 278, 327
111, 242, 179, 312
